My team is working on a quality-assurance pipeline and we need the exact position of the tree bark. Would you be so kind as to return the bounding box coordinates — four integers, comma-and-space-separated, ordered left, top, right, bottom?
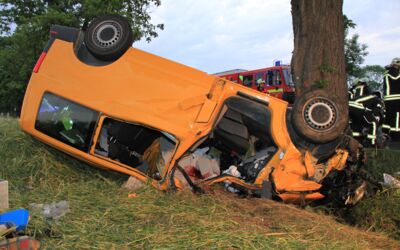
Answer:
291, 0, 347, 107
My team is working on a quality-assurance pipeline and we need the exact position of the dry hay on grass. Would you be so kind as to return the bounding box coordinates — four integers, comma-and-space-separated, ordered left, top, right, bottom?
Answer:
204, 188, 400, 250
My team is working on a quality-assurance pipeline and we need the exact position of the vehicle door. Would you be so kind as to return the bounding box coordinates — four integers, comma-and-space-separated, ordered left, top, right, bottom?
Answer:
265, 69, 284, 98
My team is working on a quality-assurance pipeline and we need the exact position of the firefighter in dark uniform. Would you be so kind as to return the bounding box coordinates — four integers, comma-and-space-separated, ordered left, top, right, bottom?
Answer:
349, 78, 371, 100
382, 57, 400, 137
349, 78, 385, 147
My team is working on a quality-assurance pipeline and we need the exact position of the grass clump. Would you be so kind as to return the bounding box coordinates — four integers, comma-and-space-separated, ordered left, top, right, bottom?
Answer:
345, 149, 400, 240
1, 117, 399, 249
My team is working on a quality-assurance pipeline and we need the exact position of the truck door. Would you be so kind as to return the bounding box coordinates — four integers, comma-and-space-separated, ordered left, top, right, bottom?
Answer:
281, 68, 296, 104
265, 69, 284, 98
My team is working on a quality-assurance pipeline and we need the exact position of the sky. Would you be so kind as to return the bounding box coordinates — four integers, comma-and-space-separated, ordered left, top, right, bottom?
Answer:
135, 0, 400, 74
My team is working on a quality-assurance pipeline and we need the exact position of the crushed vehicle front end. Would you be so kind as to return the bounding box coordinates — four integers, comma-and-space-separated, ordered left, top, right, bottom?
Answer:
19, 17, 374, 206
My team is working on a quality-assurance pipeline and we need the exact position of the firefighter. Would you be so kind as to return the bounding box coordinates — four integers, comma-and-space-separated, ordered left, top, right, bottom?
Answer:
382, 57, 400, 137
349, 78, 371, 100
256, 78, 265, 91
349, 80, 385, 147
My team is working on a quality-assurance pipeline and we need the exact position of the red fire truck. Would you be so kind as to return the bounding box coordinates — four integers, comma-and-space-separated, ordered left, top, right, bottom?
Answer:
214, 65, 295, 103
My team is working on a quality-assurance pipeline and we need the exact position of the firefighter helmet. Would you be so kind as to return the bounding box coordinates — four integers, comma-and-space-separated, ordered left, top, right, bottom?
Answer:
391, 57, 400, 66
353, 77, 367, 86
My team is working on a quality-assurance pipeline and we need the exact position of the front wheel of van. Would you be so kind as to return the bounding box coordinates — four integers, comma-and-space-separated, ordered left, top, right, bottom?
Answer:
84, 14, 133, 61
291, 89, 348, 144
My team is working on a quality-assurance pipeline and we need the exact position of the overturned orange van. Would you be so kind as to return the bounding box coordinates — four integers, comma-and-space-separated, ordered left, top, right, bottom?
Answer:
20, 15, 373, 205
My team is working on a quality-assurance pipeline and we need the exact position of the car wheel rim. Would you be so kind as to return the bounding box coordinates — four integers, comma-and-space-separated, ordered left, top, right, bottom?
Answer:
92, 20, 123, 48
303, 97, 337, 131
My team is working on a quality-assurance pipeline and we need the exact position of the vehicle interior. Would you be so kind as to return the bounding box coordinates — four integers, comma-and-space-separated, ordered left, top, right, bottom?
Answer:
94, 118, 177, 180
178, 96, 277, 185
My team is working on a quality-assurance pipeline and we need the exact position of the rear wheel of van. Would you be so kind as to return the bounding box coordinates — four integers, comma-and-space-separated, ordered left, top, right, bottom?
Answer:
291, 89, 348, 144
84, 14, 133, 61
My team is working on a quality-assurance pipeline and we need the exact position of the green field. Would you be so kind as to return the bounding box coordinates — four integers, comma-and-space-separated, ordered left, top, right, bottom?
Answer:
1, 118, 399, 249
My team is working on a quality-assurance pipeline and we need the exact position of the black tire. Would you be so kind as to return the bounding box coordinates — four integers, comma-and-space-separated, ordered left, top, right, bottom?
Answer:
84, 14, 133, 61
291, 89, 348, 144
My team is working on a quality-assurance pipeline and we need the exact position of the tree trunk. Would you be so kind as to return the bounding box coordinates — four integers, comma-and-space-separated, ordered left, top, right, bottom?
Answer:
291, 0, 347, 106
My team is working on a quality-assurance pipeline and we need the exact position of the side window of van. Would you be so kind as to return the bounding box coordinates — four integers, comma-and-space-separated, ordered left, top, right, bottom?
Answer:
35, 93, 99, 152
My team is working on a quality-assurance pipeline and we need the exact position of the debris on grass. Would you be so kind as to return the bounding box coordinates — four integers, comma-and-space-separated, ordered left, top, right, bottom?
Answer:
29, 201, 69, 220
1, 118, 400, 249
128, 193, 137, 198
0, 236, 40, 250
0, 180, 8, 210
342, 149, 400, 240
382, 173, 400, 188
0, 208, 40, 250
122, 176, 145, 191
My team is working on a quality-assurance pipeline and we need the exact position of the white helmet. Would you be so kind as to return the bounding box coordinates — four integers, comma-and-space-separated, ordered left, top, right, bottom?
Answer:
353, 77, 367, 85
359, 77, 368, 83
391, 57, 400, 66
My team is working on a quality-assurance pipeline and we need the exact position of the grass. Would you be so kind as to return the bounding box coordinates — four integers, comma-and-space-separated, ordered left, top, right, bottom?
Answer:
1, 117, 400, 249
344, 149, 400, 240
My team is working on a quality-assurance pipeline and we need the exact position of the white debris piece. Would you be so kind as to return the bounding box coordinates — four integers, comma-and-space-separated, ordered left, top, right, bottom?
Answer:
122, 176, 145, 190
223, 166, 242, 193
0, 180, 8, 210
223, 165, 241, 178
29, 201, 69, 220
383, 173, 400, 188
195, 155, 220, 179
178, 147, 220, 179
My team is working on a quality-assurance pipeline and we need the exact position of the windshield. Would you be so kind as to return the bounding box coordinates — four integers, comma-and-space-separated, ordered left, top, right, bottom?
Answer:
282, 68, 295, 87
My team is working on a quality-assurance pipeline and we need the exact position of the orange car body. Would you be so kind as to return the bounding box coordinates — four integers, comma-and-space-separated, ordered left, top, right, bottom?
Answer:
19, 27, 349, 203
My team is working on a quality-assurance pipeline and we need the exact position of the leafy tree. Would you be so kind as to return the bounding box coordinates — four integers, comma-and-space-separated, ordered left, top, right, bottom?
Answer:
0, 0, 164, 113
0, 0, 164, 41
0, 29, 42, 113
343, 16, 385, 93
345, 34, 368, 78
359, 65, 385, 92
343, 15, 368, 79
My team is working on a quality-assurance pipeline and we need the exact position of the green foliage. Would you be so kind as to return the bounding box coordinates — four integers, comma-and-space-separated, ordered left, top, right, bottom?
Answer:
359, 65, 385, 91
343, 15, 369, 79
0, 0, 164, 113
343, 15, 356, 36
352, 188, 400, 239
347, 149, 400, 240
313, 62, 336, 88
313, 79, 330, 89
0, 0, 164, 41
318, 62, 337, 74
347, 65, 385, 91
345, 34, 368, 78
